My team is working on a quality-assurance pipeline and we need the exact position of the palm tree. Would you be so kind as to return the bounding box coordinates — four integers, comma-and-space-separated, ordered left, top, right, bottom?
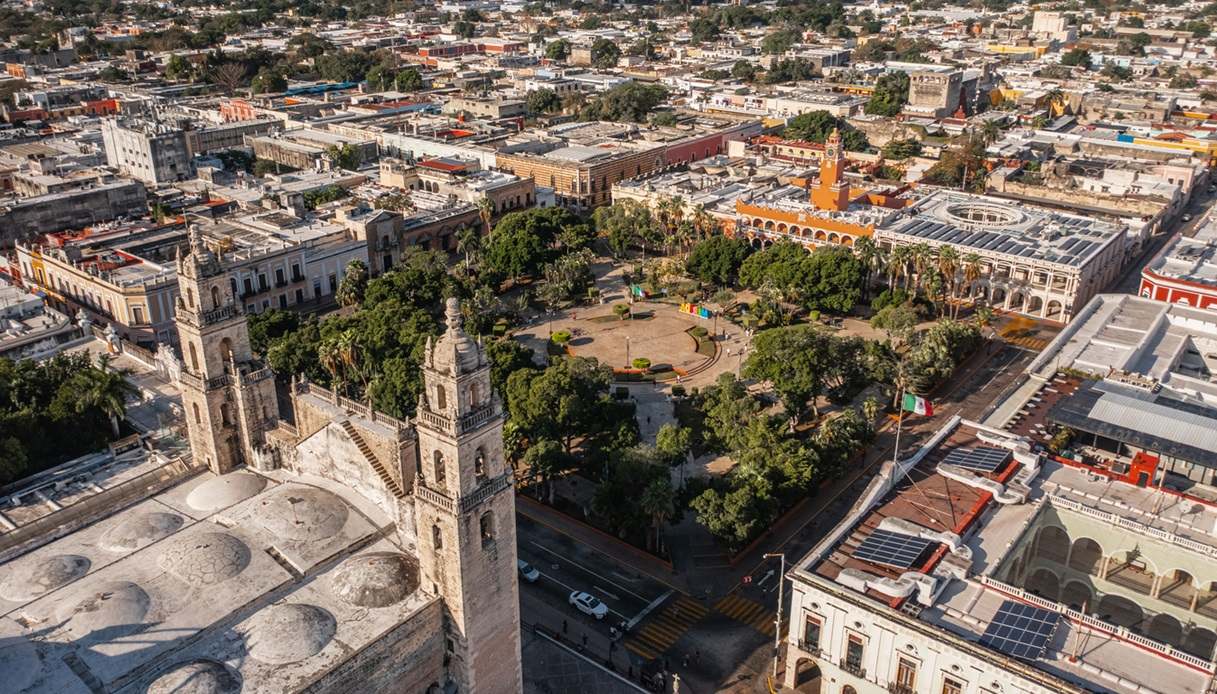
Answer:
961, 252, 983, 309
639, 477, 675, 554
979, 119, 1002, 145
1044, 87, 1065, 116
888, 245, 911, 292
476, 196, 495, 236
690, 203, 714, 242
910, 243, 933, 296
936, 246, 959, 317
81, 357, 138, 439
561, 90, 586, 113
456, 227, 482, 272
319, 338, 344, 391
855, 236, 881, 299
337, 330, 365, 391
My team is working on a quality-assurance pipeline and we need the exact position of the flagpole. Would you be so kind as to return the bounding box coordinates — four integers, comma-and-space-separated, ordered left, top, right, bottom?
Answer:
893, 385, 905, 466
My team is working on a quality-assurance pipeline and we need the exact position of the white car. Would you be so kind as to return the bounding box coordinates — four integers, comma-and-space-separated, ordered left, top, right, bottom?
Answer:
569, 591, 609, 620
1184, 214, 1194, 222
517, 560, 540, 583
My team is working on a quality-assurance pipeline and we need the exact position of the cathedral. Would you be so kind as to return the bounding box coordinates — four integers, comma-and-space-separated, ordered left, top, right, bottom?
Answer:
0, 228, 524, 693
173, 225, 525, 693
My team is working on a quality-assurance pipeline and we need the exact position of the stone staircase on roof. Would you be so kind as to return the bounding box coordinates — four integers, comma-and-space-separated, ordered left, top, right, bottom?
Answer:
339, 419, 407, 499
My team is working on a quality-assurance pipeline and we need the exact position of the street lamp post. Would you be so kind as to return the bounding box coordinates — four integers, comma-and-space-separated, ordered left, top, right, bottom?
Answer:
764, 552, 786, 681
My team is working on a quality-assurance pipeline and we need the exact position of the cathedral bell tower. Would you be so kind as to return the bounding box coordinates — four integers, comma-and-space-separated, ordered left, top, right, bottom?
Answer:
174, 225, 279, 475
413, 298, 523, 694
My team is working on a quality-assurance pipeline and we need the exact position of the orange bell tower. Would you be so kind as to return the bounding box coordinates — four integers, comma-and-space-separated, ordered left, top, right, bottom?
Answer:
811, 129, 852, 212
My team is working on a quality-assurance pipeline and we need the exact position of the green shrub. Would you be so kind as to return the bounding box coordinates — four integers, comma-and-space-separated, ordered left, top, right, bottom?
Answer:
690, 326, 708, 338
614, 386, 629, 399
552, 329, 572, 344
632, 357, 652, 370
671, 385, 687, 397
614, 304, 631, 320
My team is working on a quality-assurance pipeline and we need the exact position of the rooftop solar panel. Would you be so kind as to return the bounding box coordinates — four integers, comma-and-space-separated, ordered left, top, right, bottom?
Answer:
853, 529, 936, 569
941, 446, 1012, 473
980, 600, 1061, 661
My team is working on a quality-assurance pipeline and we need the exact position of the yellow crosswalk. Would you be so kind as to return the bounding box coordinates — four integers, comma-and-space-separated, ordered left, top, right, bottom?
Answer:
714, 594, 777, 636
624, 595, 709, 661
1007, 335, 1049, 351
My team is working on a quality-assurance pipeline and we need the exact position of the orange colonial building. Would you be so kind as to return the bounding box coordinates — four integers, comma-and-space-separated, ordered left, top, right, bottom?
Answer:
731, 129, 911, 250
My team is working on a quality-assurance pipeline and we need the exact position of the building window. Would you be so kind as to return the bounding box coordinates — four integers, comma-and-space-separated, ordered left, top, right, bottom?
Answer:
845, 635, 864, 672
433, 450, 446, 487
132, 306, 144, 325
942, 677, 963, 694
802, 616, 821, 649
192, 402, 201, 423
475, 447, 487, 481
211, 285, 221, 309
258, 273, 268, 291
186, 287, 195, 308
480, 511, 495, 547
275, 268, 285, 286
432, 524, 443, 549
895, 657, 917, 689
189, 343, 199, 371
278, 294, 287, 309
435, 384, 447, 411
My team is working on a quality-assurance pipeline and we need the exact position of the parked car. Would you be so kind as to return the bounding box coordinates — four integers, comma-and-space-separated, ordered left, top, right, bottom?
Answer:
568, 591, 609, 620
517, 560, 540, 583
1183, 213, 1194, 222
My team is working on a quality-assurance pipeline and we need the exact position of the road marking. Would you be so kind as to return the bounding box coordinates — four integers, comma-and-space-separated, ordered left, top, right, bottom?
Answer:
714, 594, 776, 636
528, 540, 651, 603
594, 585, 621, 601
624, 594, 709, 661
537, 571, 630, 621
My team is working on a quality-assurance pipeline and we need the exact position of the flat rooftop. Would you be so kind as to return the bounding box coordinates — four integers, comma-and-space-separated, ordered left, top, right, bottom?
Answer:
798, 416, 1217, 694
0, 468, 435, 693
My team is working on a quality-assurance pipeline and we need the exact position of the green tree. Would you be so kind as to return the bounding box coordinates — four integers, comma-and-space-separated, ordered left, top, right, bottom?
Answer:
882, 137, 922, 160
639, 476, 675, 552
1059, 48, 1092, 67
326, 143, 362, 171
590, 38, 621, 68
761, 28, 799, 54
545, 39, 571, 61
165, 54, 193, 81
731, 60, 757, 81
655, 423, 692, 467
251, 69, 286, 94
743, 324, 843, 425
336, 259, 369, 307
579, 82, 669, 123
784, 111, 869, 151
866, 71, 910, 116
686, 235, 753, 286
395, 68, 424, 91
526, 87, 562, 114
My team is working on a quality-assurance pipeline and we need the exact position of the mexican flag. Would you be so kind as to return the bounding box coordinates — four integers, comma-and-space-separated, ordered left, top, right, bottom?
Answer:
901, 393, 933, 416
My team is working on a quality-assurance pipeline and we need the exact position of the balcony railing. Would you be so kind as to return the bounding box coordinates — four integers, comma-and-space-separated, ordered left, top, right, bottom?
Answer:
795, 640, 821, 657
839, 659, 866, 680
199, 305, 238, 324
418, 401, 501, 436
460, 473, 511, 513
415, 482, 455, 512
888, 683, 915, 694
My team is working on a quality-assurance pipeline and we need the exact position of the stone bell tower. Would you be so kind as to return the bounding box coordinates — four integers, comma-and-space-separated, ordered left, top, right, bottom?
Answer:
174, 225, 279, 475
413, 298, 522, 694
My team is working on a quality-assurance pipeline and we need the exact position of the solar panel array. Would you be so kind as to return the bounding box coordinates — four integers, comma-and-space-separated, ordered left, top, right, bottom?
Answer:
853, 529, 936, 569
941, 446, 1012, 473
892, 215, 1105, 268
980, 601, 1061, 661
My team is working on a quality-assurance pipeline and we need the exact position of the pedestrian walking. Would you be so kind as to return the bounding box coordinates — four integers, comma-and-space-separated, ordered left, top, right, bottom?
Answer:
582, 634, 588, 648
562, 619, 568, 635
694, 649, 701, 664
682, 654, 689, 668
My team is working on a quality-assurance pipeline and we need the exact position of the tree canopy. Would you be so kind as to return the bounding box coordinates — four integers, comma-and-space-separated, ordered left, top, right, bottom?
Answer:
784, 110, 869, 151
686, 235, 753, 286
738, 242, 865, 314
579, 82, 669, 123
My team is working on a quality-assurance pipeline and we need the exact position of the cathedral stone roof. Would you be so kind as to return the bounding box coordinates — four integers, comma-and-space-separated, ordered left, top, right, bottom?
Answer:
430, 297, 482, 376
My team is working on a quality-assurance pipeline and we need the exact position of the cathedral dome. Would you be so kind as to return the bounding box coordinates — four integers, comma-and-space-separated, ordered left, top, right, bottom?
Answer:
0, 554, 90, 602
146, 660, 241, 694
100, 512, 184, 552
430, 298, 481, 376
254, 486, 349, 542
186, 473, 267, 513
0, 635, 41, 691
330, 552, 419, 608
55, 581, 151, 641
243, 603, 335, 664
158, 532, 249, 586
